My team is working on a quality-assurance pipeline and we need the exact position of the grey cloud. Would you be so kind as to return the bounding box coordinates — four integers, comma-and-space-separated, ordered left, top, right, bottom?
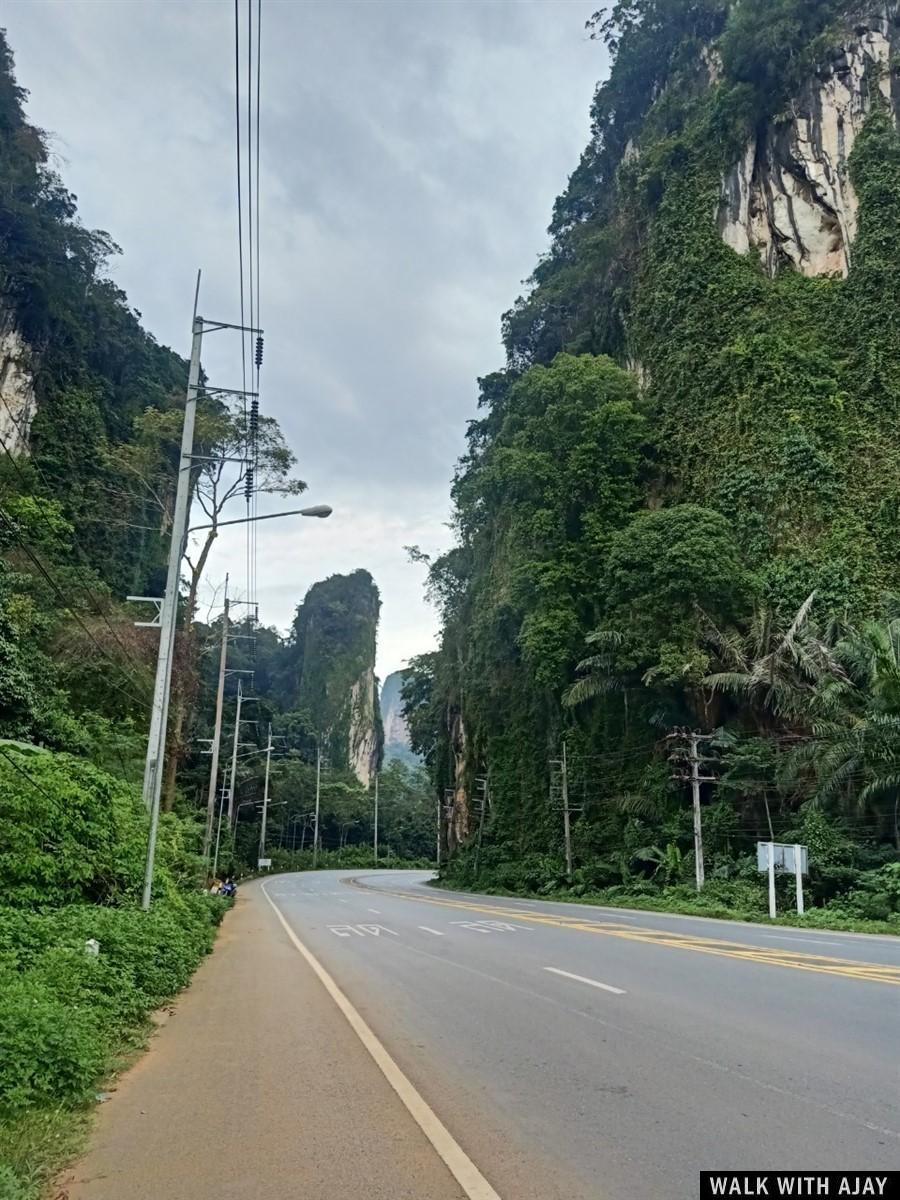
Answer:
3, 0, 607, 676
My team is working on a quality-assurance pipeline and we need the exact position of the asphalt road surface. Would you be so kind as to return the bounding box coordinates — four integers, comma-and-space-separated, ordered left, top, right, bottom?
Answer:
260, 869, 900, 1200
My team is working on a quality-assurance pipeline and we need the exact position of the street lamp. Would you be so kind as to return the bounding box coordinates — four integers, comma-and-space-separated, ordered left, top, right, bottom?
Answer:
140, 496, 333, 910
188, 503, 332, 534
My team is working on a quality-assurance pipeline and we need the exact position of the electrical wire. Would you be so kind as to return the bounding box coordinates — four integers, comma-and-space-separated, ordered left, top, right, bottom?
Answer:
0, 744, 64, 807
249, 0, 262, 682
0, 507, 151, 712
229, 1, 263, 697
0, 415, 151, 681
234, 0, 248, 408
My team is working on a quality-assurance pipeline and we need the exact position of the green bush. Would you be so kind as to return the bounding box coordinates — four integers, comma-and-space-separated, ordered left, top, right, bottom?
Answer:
0, 1163, 27, 1200
0, 974, 107, 1112
0, 889, 228, 1120
0, 749, 147, 907
838, 862, 900, 921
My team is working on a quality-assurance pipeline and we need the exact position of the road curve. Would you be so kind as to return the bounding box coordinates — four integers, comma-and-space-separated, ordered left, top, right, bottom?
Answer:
261, 869, 900, 1200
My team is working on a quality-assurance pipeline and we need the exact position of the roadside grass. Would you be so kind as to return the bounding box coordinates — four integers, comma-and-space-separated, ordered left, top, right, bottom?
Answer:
428, 879, 900, 937
0, 1107, 91, 1200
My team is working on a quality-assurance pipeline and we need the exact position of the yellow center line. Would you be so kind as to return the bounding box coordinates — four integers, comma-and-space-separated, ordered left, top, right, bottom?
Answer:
346, 879, 900, 986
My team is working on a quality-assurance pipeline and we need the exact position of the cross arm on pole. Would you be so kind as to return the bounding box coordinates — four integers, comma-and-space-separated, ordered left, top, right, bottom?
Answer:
127, 596, 163, 629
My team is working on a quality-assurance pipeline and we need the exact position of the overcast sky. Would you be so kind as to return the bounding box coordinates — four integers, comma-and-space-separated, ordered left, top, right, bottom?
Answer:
3, 0, 606, 682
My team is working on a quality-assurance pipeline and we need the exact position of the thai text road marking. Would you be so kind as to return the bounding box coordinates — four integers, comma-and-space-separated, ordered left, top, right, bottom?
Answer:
328, 924, 398, 938
346, 880, 900, 987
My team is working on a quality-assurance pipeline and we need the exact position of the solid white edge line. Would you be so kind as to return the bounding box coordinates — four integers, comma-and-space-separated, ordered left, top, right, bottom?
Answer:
261, 882, 503, 1200
544, 966, 626, 995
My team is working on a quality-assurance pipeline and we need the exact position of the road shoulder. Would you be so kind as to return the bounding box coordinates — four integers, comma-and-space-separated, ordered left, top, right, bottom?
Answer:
59, 883, 465, 1200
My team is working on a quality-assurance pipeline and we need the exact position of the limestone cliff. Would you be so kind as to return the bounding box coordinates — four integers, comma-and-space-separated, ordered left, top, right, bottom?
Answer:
290, 569, 383, 786
0, 311, 36, 454
348, 668, 380, 788
420, 0, 900, 874
718, 11, 899, 277
379, 670, 421, 767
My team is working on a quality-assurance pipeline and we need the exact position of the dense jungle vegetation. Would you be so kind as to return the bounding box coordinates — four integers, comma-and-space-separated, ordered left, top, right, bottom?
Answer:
0, 33, 430, 1198
0, 30, 232, 1198
406, 0, 900, 929
189, 571, 432, 875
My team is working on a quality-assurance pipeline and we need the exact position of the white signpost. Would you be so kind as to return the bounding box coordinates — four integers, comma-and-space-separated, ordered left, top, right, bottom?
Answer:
757, 841, 809, 917
257, 857, 272, 870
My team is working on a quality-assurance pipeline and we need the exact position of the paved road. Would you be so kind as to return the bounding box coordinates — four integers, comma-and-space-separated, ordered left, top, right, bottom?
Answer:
261, 869, 900, 1200
65, 876, 468, 1200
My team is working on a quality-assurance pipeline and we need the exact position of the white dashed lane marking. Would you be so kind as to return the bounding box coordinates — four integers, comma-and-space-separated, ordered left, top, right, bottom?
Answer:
544, 966, 626, 996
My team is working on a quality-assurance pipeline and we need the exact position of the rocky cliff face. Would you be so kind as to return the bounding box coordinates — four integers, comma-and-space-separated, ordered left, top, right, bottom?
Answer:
348, 668, 380, 788
0, 312, 36, 454
718, 11, 899, 277
291, 569, 383, 787
379, 669, 420, 766
380, 671, 407, 746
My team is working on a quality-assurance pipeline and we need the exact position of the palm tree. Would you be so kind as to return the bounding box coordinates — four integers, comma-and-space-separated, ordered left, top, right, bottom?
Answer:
702, 592, 842, 730
797, 616, 900, 848
564, 629, 628, 709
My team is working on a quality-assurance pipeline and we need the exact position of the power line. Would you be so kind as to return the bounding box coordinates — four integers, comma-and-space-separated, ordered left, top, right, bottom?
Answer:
234, 0, 248, 405
0, 506, 151, 712
255, 0, 261, 344
0, 745, 64, 808
0, 419, 153, 681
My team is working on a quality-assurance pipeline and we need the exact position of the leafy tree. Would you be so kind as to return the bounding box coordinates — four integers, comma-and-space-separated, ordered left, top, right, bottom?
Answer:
414, 2, 900, 911
116, 401, 306, 620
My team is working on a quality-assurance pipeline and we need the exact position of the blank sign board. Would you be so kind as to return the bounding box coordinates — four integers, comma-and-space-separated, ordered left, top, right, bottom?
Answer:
756, 841, 808, 875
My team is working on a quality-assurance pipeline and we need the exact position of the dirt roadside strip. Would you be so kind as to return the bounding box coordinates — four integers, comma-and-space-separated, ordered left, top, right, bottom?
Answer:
59, 883, 468, 1200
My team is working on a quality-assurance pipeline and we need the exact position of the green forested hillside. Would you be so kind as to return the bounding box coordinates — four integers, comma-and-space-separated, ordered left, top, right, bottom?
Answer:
283, 569, 383, 774
188, 572, 435, 873
408, 0, 900, 925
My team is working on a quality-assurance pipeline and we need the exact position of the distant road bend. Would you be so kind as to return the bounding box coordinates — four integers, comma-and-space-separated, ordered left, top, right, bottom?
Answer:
260, 870, 900, 1199
68, 870, 900, 1200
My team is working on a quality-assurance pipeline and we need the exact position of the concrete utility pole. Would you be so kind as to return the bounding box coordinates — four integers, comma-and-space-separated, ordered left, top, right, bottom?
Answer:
313, 744, 322, 868
227, 679, 243, 824
202, 584, 230, 861
258, 724, 273, 865
436, 797, 441, 868
689, 731, 705, 892
561, 741, 573, 883
666, 729, 716, 894
373, 770, 379, 864
211, 779, 228, 880
794, 842, 804, 915
473, 774, 489, 878
141, 285, 204, 912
